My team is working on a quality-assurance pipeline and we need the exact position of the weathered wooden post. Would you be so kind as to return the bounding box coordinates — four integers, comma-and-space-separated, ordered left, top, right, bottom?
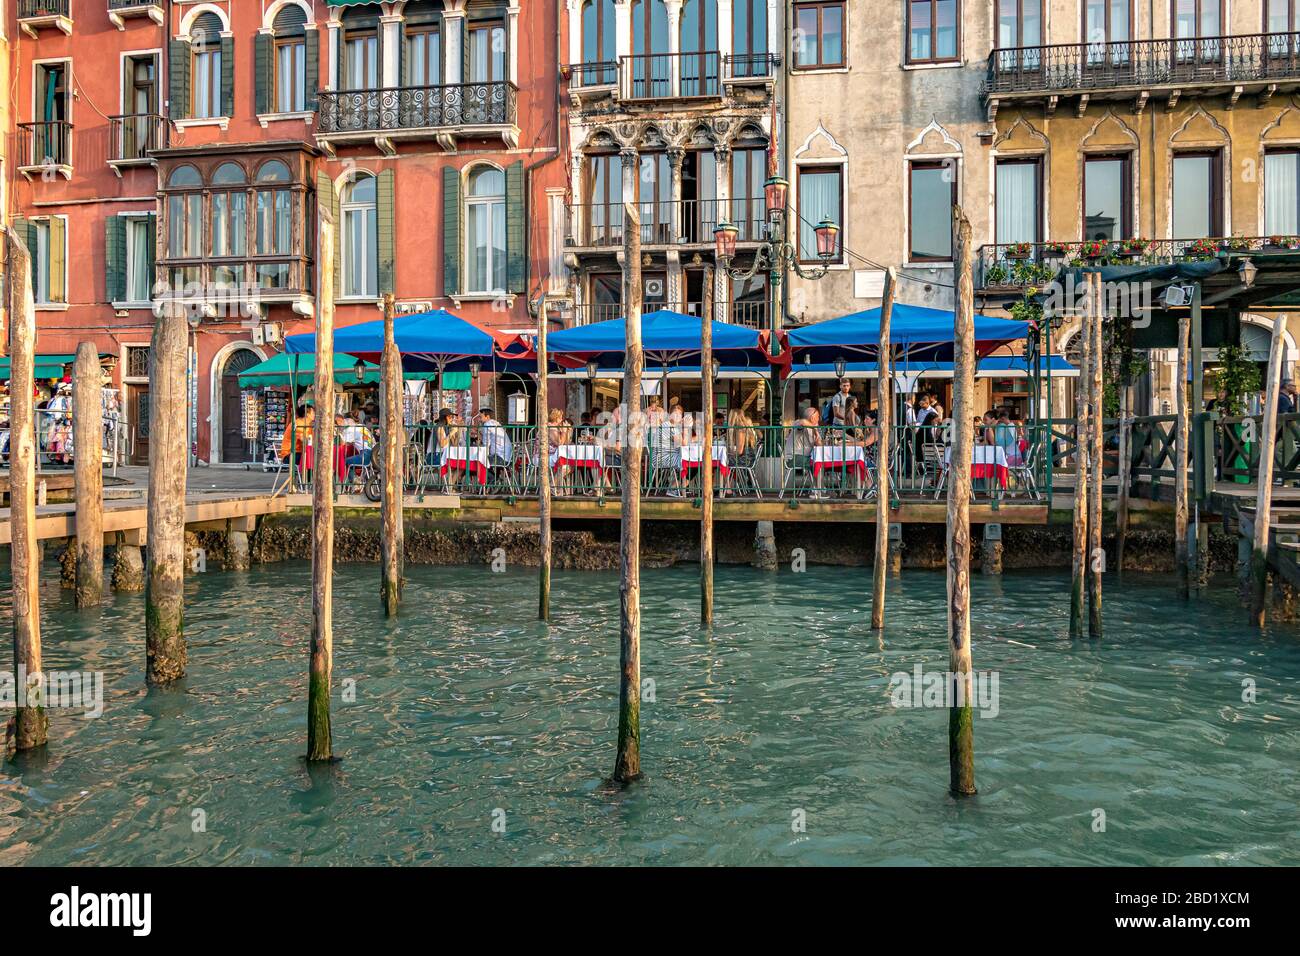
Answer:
1115, 381, 1132, 574
8, 232, 47, 748
1175, 312, 1191, 598
872, 267, 896, 630
537, 294, 552, 622
1087, 272, 1104, 637
700, 265, 715, 627
1250, 315, 1288, 626
380, 292, 404, 615
73, 342, 104, 607
146, 299, 189, 685
613, 147, 644, 785
948, 209, 977, 797
1070, 292, 1091, 638
308, 217, 336, 761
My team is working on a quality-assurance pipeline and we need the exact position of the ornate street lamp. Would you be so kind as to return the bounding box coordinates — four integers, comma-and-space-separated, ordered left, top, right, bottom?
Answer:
710, 356, 722, 381
1238, 257, 1258, 289
833, 355, 847, 379
764, 176, 789, 221
468, 359, 481, 380
354, 359, 367, 383
586, 358, 600, 381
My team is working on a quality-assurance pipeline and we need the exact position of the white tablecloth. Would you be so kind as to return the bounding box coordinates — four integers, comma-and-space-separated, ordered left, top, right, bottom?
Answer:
812, 446, 867, 467
553, 443, 604, 468
945, 445, 1009, 468
678, 443, 729, 471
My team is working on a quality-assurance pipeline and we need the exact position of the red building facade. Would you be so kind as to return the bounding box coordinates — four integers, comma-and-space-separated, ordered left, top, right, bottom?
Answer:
9, 0, 564, 463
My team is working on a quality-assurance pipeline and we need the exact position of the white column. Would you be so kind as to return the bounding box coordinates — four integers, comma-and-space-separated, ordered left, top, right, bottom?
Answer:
667, 0, 682, 97
507, 7, 521, 85
566, 0, 583, 67
326, 22, 341, 91
614, 0, 632, 59
444, 11, 465, 84
718, 0, 733, 61
380, 16, 402, 88
571, 152, 587, 242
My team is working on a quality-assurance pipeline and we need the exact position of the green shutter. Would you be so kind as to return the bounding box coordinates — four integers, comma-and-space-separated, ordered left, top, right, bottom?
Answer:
443, 166, 460, 297
255, 32, 272, 115
169, 39, 191, 120
104, 216, 126, 303
10, 217, 35, 257
49, 217, 67, 304
305, 29, 319, 110
377, 169, 395, 294
220, 36, 234, 116
505, 160, 526, 294
317, 170, 340, 294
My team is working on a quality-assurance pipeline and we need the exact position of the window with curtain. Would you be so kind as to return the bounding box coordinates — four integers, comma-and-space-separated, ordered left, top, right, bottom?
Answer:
210, 161, 248, 259
1173, 0, 1222, 62
639, 152, 672, 242
1082, 154, 1130, 240
996, 0, 1041, 71
793, 2, 843, 69
125, 217, 154, 304
1172, 152, 1222, 238
908, 0, 960, 64
467, 21, 506, 83
908, 160, 955, 261
343, 23, 378, 90
465, 166, 506, 293
731, 148, 766, 240
34, 220, 53, 304
405, 26, 441, 87
256, 160, 293, 288
191, 12, 224, 117
1266, 150, 1300, 235
166, 165, 203, 263
1084, 0, 1131, 65
995, 158, 1041, 245
1266, 0, 1299, 57
343, 173, 378, 297
798, 165, 843, 262
586, 153, 624, 244
273, 7, 307, 113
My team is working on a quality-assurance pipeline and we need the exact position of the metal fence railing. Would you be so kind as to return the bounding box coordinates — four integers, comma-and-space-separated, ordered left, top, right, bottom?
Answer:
1, 408, 127, 476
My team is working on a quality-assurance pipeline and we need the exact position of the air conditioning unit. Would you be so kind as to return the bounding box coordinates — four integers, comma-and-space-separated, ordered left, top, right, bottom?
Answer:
263, 321, 284, 344
251, 325, 265, 346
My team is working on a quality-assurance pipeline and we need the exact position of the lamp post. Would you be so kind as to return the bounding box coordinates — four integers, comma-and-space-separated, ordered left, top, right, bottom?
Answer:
714, 177, 838, 424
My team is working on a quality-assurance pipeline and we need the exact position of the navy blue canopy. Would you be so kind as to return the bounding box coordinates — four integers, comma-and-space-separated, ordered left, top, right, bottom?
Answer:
787, 303, 1031, 363
285, 308, 534, 373
547, 309, 774, 368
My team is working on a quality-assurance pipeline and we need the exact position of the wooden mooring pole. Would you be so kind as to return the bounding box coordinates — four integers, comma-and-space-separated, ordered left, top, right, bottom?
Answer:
613, 148, 643, 785
537, 294, 552, 622
1115, 381, 1132, 574
1175, 312, 1191, 599
73, 342, 104, 607
948, 209, 977, 797
1087, 272, 1104, 637
8, 232, 47, 748
1070, 292, 1091, 638
701, 265, 715, 627
1250, 315, 1288, 626
308, 216, 336, 761
380, 292, 404, 616
871, 267, 896, 631
146, 300, 188, 685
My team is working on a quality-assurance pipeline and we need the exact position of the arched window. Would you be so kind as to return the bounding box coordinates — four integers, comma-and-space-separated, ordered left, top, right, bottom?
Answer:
342, 9, 379, 90
256, 161, 294, 288
581, 0, 617, 84
191, 11, 224, 118
211, 162, 248, 274
465, 166, 505, 293
679, 0, 718, 95
342, 173, 378, 297
273, 5, 308, 112
166, 165, 204, 288
631, 0, 670, 96
732, 0, 768, 76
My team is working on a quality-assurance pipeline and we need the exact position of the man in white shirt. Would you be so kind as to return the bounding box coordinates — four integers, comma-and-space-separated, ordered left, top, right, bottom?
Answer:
477, 408, 513, 466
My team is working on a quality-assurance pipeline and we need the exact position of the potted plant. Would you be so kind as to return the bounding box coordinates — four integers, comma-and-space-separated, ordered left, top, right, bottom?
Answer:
1042, 241, 1071, 258
984, 263, 1010, 286
1004, 241, 1033, 260
1187, 236, 1219, 258
1218, 235, 1252, 252
1264, 235, 1300, 252
1115, 238, 1149, 258
1078, 239, 1109, 259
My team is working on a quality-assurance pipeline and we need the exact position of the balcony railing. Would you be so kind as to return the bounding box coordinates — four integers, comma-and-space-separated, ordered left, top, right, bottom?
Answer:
975, 236, 1295, 289
109, 113, 168, 163
19, 0, 69, 17
317, 82, 517, 134
573, 60, 619, 88
578, 197, 768, 248
17, 120, 71, 170
107, 0, 164, 29
985, 32, 1300, 98
724, 52, 779, 79
621, 52, 721, 100
570, 299, 770, 328
108, 0, 160, 7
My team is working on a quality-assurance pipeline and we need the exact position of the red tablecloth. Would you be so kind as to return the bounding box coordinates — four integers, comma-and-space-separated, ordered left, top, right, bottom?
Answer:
812, 460, 868, 480
971, 463, 1009, 487
947, 446, 1009, 488
335, 443, 357, 483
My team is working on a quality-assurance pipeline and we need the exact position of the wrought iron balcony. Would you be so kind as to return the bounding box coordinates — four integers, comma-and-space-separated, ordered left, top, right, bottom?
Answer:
724, 52, 779, 81
573, 198, 768, 249
17, 121, 72, 179
975, 237, 1296, 290
108, 113, 168, 171
108, 0, 164, 30
572, 60, 619, 89
983, 32, 1300, 115
18, 0, 71, 36
317, 82, 518, 148
569, 299, 769, 328
620, 52, 722, 100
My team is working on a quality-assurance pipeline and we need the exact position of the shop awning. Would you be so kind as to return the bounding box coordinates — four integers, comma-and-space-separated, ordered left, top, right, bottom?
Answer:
236, 352, 443, 388
0, 354, 74, 382
787, 304, 1030, 364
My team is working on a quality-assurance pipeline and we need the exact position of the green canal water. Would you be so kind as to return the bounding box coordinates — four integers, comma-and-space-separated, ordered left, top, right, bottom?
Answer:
2, 560, 1298, 866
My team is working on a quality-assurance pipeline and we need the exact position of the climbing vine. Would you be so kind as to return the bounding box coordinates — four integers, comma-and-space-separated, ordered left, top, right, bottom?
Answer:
1209, 343, 1261, 416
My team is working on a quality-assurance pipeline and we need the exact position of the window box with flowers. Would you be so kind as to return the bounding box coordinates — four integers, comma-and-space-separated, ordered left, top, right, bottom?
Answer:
1264, 236, 1300, 252
1078, 240, 1110, 260
1115, 238, 1149, 258
1042, 241, 1071, 258
1218, 236, 1252, 252
1187, 237, 1220, 258
1004, 242, 1033, 260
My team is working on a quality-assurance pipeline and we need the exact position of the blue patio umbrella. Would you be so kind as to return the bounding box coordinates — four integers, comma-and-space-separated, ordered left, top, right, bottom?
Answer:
787, 303, 1031, 364
547, 308, 775, 371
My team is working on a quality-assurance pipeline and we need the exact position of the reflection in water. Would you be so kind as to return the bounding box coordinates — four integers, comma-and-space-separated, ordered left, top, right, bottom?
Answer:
2, 561, 1299, 866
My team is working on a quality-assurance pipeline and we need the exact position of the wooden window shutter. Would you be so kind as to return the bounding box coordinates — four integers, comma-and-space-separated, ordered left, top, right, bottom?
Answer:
305, 29, 320, 110
505, 160, 526, 294
254, 32, 272, 115
443, 166, 461, 296
377, 169, 395, 294
169, 39, 191, 120
50, 217, 67, 304
220, 36, 235, 116
104, 216, 127, 303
